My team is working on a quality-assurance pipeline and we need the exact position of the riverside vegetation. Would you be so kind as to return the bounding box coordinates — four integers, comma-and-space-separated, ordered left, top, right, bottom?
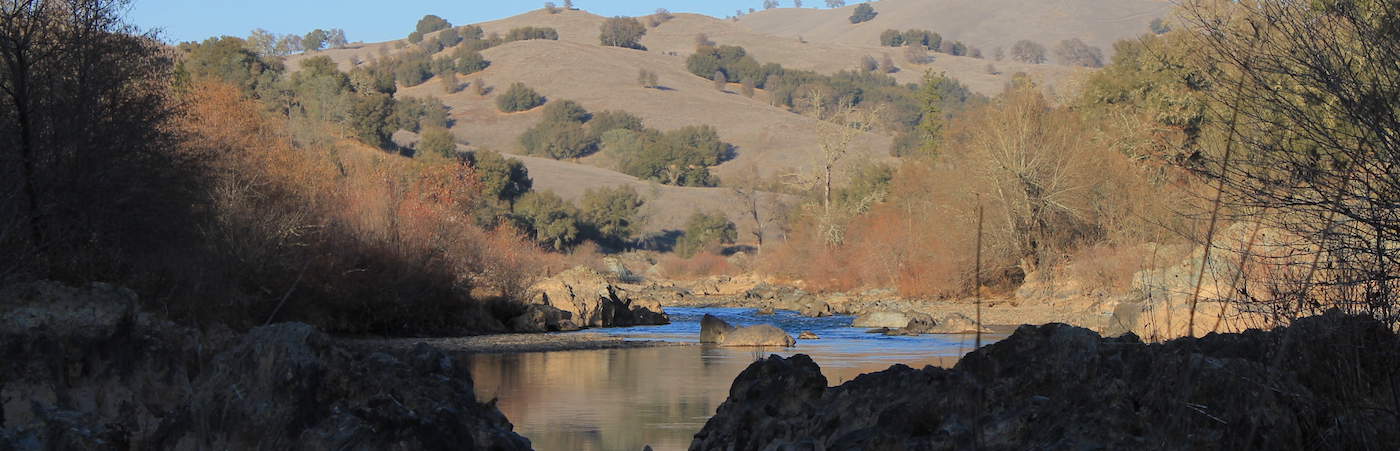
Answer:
3, 0, 1399, 449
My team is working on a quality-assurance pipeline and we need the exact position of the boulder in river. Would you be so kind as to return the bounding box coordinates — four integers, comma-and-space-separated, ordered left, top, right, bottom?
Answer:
529, 266, 669, 328
798, 331, 820, 340
691, 311, 1400, 450
700, 313, 737, 343
851, 311, 911, 328
699, 314, 795, 347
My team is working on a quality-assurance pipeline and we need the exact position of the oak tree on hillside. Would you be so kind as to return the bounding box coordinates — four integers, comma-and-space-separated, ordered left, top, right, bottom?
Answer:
763, 0, 778, 9
496, 83, 546, 112
826, 0, 845, 7
580, 186, 646, 245
418, 127, 457, 159
600, 16, 647, 50
676, 212, 737, 257
1010, 40, 1047, 64
849, 3, 876, 23
302, 29, 328, 52
513, 191, 581, 250
1053, 38, 1104, 67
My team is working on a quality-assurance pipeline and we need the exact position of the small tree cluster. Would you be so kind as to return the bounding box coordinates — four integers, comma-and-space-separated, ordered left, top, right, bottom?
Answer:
600, 16, 647, 50
496, 82, 546, 112
763, 0, 779, 9
648, 9, 674, 27
604, 124, 731, 187
579, 186, 646, 246
505, 27, 559, 41
826, 0, 846, 7
1010, 39, 1047, 64
520, 100, 597, 159
248, 28, 346, 56
417, 126, 458, 159
848, 3, 877, 24
545, 2, 560, 14
676, 212, 737, 257
408, 14, 452, 43
1053, 38, 1104, 67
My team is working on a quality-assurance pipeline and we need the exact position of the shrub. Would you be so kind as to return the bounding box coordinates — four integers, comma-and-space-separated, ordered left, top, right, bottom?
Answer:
880, 54, 897, 73
579, 185, 645, 245
543, 99, 591, 123
742, 78, 756, 97
676, 212, 737, 257
860, 55, 879, 72
1150, 17, 1171, 35
418, 126, 457, 158
880, 29, 904, 47
505, 27, 558, 41
714, 70, 727, 90
849, 3, 877, 24
496, 82, 545, 112
589, 110, 645, 140
468, 150, 533, 207
600, 16, 647, 50
473, 78, 487, 96
520, 120, 597, 159
902, 29, 940, 50
454, 48, 490, 74
904, 44, 932, 64
513, 191, 581, 250
695, 33, 715, 48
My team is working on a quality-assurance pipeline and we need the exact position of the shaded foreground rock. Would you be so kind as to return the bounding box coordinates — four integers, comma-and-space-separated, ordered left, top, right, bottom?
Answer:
0, 281, 530, 450
692, 311, 1400, 450
526, 266, 669, 329
699, 314, 795, 347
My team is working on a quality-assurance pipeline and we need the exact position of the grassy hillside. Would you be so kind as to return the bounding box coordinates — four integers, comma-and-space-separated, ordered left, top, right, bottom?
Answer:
738, 0, 1172, 62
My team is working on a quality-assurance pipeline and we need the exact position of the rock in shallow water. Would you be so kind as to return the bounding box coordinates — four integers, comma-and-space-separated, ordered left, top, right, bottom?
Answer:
527, 266, 669, 329
798, 331, 820, 339
851, 311, 911, 328
699, 314, 795, 347
691, 311, 1400, 450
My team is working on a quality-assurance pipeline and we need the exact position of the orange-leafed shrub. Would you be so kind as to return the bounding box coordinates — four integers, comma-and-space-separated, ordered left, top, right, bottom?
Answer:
180, 81, 553, 334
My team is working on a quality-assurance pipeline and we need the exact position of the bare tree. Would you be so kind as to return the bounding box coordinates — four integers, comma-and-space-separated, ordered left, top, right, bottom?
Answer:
1180, 0, 1400, 326
732, 164, 769, 253
784, 89, 880, 245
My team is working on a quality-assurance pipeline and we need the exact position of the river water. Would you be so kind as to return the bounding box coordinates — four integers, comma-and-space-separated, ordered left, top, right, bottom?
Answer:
467, 307, 1002, 451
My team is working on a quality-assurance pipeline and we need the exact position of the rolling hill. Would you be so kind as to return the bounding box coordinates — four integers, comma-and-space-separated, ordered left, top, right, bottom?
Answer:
737, 0, 1173, 63
285, 1, 1169, 244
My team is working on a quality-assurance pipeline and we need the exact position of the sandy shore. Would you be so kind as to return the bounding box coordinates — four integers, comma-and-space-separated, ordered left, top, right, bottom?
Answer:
341, 331, 696, 354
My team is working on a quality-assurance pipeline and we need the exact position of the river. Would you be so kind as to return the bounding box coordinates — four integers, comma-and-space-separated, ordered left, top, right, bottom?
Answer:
467, 307, 1002, 451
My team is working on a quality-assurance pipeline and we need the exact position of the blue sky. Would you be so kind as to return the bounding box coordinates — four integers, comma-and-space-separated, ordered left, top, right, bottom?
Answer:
126, 1, 825, 44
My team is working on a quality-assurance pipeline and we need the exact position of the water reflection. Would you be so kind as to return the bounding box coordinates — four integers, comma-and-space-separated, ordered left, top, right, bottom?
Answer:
468, 308, 1000, 451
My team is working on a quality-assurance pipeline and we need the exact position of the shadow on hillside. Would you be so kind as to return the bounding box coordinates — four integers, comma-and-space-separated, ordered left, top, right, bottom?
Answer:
638, 230, 683, 253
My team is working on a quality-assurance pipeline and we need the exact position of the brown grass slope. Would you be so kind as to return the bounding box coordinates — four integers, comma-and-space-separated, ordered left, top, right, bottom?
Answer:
477, 9, 1080, 96
397, 38, 894, 182
738, 0, 1172, 62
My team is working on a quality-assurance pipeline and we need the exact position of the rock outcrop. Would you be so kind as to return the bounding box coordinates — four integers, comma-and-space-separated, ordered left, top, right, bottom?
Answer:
1, 281, 532, 450
527, 266, 669, 328
508, 303, 581, 332
699, 314, 795, 347
692, 311, 1400, 450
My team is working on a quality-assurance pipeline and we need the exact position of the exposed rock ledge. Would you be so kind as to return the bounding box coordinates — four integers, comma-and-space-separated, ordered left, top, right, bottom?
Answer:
692, 311, 1399, 450
515, 266, 669, 332
0, 281, 530, 450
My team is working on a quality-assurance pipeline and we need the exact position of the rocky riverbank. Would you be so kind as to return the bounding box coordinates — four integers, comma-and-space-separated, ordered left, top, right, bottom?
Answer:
690, 310, 1400, 450
0, 281, 531, 450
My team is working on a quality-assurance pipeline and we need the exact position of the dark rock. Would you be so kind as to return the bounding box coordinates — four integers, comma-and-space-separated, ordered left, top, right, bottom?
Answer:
1, 281, 531, 451
692, 311, 1400, 450
508, 304, 580, 332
